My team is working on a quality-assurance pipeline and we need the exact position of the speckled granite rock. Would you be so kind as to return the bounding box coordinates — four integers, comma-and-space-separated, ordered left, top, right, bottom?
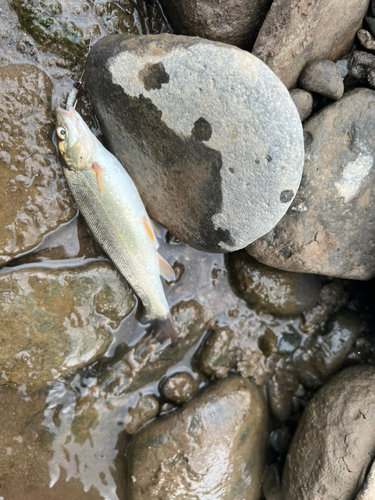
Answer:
127, 376, 268, 500
247, 89, 375, 280
252, 0, 369, 89
85, 34, 304, 252
0, 261, 135, 391
282, 365, 375, 500
159, 0, 273, 47
0, 64, 75, 264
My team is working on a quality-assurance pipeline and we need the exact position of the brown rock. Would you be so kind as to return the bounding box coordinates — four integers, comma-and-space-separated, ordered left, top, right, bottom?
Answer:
228, 251, 322, 316
159, 0, 273, 48
282, 365, 375, 500
357, 28, 375, 51
0, 64, 75, 264
252, 0, 369, 89
290, 89, 313, 121
127, 376, 268, 500
160, 371, 200, 404
298, 59, 344, 100
0, 261, 135, 391
125, 395, 159, 434
247, 89, 375, 280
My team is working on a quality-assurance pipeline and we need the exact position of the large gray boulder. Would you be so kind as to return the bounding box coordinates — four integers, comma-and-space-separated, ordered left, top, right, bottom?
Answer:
85, 34, 304, 253
248, 89, 375, 280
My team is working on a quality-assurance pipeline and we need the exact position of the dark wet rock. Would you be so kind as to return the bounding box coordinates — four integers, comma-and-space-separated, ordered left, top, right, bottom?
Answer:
200, 326, 236, 378
282, 365, 375, 500
160, 371, 200, 404
300, 280, 348, 333
0, 386, 103, 500
356, 459, 375, 500
294, 309, 361, 388
85, 34, 304, 252
159, 0, 273, 48
366, 16, 375, 37
299, 60, 344, 100
0, 64, 75, 265
252, 0, 369, 89
345, 51, 375, 86
0, 261, 135, 391
248, 89, 375, 280
228, 251, 321, 316
263, 464, 283, 500
125, 395, 159, 434
127, 376, 268, 500
290, 88, 313, 121
357, 28, 375, 51
368, 66, 375, 89
99, 300, 206, 396
269, 426, 292, 454
277, 326, 301, 354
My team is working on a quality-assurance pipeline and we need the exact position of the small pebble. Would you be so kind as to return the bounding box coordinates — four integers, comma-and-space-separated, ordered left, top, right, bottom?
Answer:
299, 59, 344, 100
160, 372, 200, 404
289, 89, 313, 121
357, 29, 375, 51
125, 395, 159, 435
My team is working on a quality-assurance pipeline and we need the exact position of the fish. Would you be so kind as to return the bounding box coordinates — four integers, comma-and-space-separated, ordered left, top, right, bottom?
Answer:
55, 106, 177, 343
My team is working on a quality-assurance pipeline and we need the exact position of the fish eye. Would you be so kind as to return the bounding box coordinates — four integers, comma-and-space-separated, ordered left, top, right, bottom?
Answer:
57, 126, 67, 139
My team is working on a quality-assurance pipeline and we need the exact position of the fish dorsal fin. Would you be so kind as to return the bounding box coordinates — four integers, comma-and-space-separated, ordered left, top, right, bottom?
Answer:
142, 216, 159, 249
158, 253, 175, 282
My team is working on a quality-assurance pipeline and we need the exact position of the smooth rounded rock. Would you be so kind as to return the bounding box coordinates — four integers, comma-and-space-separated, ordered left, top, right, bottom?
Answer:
299, 60, 344, 100
282, 365, 375, 500
247, 89, 375, 280
159, 0, 273, 48
228, 250, 322, 316
85, 34, 304, 252
253, 0, 369, 89
127, 376, 268, 500
0, 64, 75, 265
290, 88, 313, 121
160, 372, 200, 404
125, 395, 159, 435
0, 261, 135, 391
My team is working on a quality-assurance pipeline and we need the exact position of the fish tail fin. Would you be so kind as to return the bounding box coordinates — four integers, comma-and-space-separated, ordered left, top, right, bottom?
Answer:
152, 316, 177, 344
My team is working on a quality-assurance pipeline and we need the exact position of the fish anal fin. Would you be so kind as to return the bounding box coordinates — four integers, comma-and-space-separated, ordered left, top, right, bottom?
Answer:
92, 161, 104, 195
158, 253, 175, 282
143, 216, 157, 246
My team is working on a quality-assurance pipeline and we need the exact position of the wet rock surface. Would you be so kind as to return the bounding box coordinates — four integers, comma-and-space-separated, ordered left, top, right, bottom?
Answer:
159, 0, 272, 47
252, 0, 369, 89
0, 261, 135, 391
248, 89, 375, 280
298, 59, 344, 100
282, 365, 375, 500
160, 371, 200, 404
0, 64, 75, 265
85, 33, 304, 252
127, 376, 268, 500
228, 251, 322, 316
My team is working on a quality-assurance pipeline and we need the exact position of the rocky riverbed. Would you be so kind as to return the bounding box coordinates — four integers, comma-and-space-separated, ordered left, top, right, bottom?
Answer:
1, 1, 375, 499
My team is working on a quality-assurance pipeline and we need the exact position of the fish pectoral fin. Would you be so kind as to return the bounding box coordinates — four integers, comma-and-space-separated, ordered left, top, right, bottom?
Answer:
143, 216, 158, 248
91, 161, 104, 195
158, 253, 175, 282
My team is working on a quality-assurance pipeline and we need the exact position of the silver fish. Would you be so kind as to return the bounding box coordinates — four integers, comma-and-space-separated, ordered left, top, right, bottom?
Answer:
55, 106, 176, 342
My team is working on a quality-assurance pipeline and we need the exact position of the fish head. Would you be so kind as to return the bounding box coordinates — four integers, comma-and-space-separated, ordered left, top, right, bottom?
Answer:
55, 107, 96, 171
